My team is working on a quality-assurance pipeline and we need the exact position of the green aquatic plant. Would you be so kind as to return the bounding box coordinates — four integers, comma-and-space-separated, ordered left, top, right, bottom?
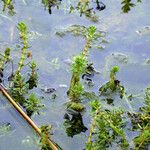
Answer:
10, 22, 30, 103
99, 66, 125, 98
0, 48, 11, 69
24, 93, 44, 117
1, 0, 15, 15
68, 54, 87, 102
67, 26, 98, 111
128, 86, 150, 149
42, 0, 61, 14
26, 61, 38, 90
40, 125, 53, 150
0, 48, 11, 83
69, 0, 98, 22
67, 102, 84, 112
10, 73, 28, 104
16, 22, 29, 75
121, 0, 142, 13
83, 26, 96, 56
86, 100, 129, 150
56, 25, 106, 50
135, 86, 150, 149
2, 22, 43, 117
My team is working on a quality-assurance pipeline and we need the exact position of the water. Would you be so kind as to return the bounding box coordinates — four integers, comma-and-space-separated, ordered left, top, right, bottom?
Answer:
0, 94, 39, 150
0, 0, 150, 149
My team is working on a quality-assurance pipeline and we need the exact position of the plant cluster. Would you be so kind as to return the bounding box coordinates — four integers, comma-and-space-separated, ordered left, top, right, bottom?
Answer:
0, 48, 11, 83
69, 0, 99, 22
56, 24, 106, 50
42, 0, 61, 14
0, 22, 43, 117
40, 125, 53, 150
99, 66, 125, 98
128, 86, 150, 150
86, 100, 128, 150
121, 0, 142, 13
67, 26, 98, 111
1, 0, 15, 15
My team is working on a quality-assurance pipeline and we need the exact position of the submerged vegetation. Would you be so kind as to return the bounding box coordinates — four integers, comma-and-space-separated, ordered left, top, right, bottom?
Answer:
99, 66, 125, 98
1, 0, 15, 15
0, 22, 43, 117
0, 1, 149, 150
86, 100, 128, 150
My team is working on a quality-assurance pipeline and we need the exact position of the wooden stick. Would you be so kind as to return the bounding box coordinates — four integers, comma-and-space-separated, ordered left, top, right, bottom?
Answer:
0, 83, 58, 150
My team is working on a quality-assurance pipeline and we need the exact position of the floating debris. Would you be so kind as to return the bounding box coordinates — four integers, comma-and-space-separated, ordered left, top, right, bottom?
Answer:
41, 87, 56, 93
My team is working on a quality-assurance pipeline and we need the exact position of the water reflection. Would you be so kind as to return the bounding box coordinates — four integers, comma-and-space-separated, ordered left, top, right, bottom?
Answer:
63, 110, 87, 137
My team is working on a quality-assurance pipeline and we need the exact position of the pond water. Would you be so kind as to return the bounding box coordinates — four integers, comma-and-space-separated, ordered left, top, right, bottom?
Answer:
0, 0, 150, 150
0, 94, 39, 150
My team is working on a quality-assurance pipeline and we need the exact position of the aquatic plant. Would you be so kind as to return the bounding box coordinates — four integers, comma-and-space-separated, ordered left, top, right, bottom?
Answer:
1, 0, 15, 15
9, 22, 30, 103
0, 22, 44, 117
68, 54, 87, 102
70, 0, 98, 22
0, 48, 11, 83
67, 26, 98, 111
129, 86, 150, 149
99, 66, 125, 98
56, 25, 106, 50
42, 0, 61, 14
86, 100, 129, 150
10, 73, 28, 104
15, 22, 29, 75
24, 93, 44, 117
26, 61, 38, 90
40, 125, 53, 150
121, 0, 142, 13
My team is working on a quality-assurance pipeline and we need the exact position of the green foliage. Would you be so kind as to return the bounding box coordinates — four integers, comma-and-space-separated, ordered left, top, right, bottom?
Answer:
17, 22, 28, 35
0, 48, 11, 83
69, 0, 98, 22
15, 22, 29, 75
68, 54, 87, 102
86, 100, 128, 150
142, 86, 150, 114
121, 0, 142, 13
10, 73, 28, 104
40, 125, 53, 150
26, 61, 38, 89
87, 26, 97, 39
99, 66, 124, 98
24, 93, 44, 117
4, 48, 11, 61
67, 102, 84, 112
3, 22, 43, 117
71, 54, 87, 75
134, 127, 150, 150
129, 86, 150, 149
2, 0, 15, 15
41, 0, 61, 14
